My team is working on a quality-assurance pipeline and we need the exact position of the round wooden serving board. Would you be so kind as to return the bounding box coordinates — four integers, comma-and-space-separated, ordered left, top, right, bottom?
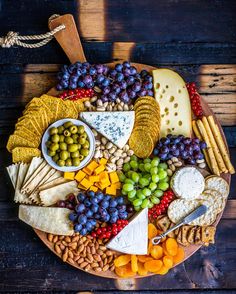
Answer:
33, 14, 230, 279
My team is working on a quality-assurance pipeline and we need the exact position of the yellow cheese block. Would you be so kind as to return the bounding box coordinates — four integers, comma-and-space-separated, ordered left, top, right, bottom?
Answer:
152, 69, 192, 138
64, 172, 75, 180
75, 170, 86, 182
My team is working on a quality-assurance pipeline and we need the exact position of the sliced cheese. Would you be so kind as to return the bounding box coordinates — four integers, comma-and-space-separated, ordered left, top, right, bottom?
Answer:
19, 205, 73, 235
107, 208, 148, 255
80, 111, 135, 149
152, 68, 192, 137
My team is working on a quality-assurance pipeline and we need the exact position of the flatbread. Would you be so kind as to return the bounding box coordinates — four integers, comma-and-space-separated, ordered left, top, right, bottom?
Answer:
39, 181, 79, 206
19, 205, 74, 235
22, 160, 47, 191
14, 163, 32, 204
22, 157, 44, 186
6, 163, 20, 188
38, 177, 68, 192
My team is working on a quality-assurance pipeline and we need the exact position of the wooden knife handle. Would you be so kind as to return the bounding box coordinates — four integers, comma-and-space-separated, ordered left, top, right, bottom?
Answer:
48, 14, 86, 64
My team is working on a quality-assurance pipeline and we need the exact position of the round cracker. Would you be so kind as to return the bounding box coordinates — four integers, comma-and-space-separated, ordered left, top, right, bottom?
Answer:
205, 176, 229, 198
129, 130, 154, 158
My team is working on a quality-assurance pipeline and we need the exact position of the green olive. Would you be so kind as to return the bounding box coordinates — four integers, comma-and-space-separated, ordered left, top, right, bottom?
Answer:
49, 127, 58, 135
60, 150, 69, 160
80, 133, 87, 139
65, 158, 72, 167
46, 141, 51, 148
79, 137, 86, 145
83, 140, 90, 149
59, 142, 67, 151
78, 154, 84, 160
57, 159, 65, 167
72, 158, 81, 166
64, 130, 71, 137
51, 134, 60, 143
78, 125, 85, 134
65, 137, 73, 144
72, 134, 79, 143
77, 144, 82, 150
59, 135, 65, 142
68, 144, 79, 153
48, 150, 56, 157
71, 151, 80, 158
50, 143, 59, 151
81, 148, 89, 156
52, 154, 59, 162
63, 121, 73, 129
69, 125, 78, 134
57, 125, 65, 134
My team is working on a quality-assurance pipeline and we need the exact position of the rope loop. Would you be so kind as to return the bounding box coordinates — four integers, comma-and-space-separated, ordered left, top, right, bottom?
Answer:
0, 14, 65, 48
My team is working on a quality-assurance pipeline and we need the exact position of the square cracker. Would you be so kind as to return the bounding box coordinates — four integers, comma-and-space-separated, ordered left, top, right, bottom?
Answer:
7, 135, 39, 153
12, 147, 41, 163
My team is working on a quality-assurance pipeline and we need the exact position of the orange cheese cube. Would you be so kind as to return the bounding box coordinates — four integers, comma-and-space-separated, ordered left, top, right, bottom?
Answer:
90, 185, 98, 192
109, 171, 119, 184
113, 182, 121, 189
100, 171, 109, 183
64, 172, 75, 180
99, 158, 108, 165
82, 167, 93, 175
86, 160, 99, 173
94, 165, 105, 175
78, 183, 86, 190
105, 186, 117, 196
89, 175, 100, 183
96, 181, 110, 190
80, 178, 93, 190
74, 170, 86, 182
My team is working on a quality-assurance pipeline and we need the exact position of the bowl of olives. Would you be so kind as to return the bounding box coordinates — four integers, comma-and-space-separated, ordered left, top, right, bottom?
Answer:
42, 119, 95, 172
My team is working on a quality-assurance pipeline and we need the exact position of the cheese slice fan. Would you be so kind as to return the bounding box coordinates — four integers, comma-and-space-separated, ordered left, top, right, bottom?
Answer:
107, 208, 148, 255
80, 111, 135, 149
19, 205, 74, 235
152, 69, 192, 138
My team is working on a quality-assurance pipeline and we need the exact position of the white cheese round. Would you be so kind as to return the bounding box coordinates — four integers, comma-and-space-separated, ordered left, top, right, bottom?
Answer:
170, 166, 205, 199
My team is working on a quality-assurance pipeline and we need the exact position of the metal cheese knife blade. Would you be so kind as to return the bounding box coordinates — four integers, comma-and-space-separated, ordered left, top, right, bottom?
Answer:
152, 204, 208, 245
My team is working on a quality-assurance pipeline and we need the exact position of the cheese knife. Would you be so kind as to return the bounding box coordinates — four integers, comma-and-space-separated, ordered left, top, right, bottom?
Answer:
152, 204, 208, 245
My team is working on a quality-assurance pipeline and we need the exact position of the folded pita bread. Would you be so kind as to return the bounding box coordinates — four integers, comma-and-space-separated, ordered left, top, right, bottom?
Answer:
39, 181, 79, 206
19, 205, 74, 235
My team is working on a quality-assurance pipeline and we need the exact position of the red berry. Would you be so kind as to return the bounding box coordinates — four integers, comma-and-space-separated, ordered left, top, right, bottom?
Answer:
96, 228, 102, 235
91, 232, 97, 238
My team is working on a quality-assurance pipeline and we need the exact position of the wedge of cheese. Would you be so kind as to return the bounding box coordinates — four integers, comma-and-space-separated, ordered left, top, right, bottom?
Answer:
152, 69, 192, 137
80, 111, 135, 149
106, 208, 148, 254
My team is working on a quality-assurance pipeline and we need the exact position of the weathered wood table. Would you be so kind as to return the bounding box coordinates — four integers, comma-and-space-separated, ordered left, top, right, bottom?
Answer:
0, 0, 235, 292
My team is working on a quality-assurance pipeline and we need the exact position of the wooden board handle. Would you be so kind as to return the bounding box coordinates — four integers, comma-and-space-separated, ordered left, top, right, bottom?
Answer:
48, 14, 86, 64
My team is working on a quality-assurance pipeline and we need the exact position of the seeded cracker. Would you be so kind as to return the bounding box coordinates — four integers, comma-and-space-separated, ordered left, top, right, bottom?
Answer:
7, 135, 39, 153
129, 130, 154, 158
12, 147, 41, 163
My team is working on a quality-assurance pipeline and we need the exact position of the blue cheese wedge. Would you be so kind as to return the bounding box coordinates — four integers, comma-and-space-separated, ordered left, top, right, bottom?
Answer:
80, 111, 135, 149
106, 208, 148, 255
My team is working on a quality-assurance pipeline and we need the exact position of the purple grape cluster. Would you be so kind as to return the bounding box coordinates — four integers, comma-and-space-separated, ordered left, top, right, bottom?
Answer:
153, 134, 207, 165
56, 61, 153, 104
69, 191, 128, 235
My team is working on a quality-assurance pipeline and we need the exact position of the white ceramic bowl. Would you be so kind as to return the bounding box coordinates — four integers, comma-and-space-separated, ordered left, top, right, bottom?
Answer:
41, 118, 95, 172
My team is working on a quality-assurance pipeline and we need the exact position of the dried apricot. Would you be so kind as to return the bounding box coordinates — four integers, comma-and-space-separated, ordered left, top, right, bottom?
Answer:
148, 223, 158, 239
165, 238, 178, 256
137, 255, 153, 263
173, 247, 185, 264
114, 254, 131, 267
148, 240, 153, 254
115, 264, 136, 278
144, 259, 163, 273
162, 241, 169, 256
150, 245, 163, 260
131, 255, 138, 273
137, 261, 148, 276
155, 265, 169, 275
163, 256, 173, 269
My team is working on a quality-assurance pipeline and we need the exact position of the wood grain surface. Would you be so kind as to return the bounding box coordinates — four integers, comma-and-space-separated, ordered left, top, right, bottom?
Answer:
0, 0, 235, 292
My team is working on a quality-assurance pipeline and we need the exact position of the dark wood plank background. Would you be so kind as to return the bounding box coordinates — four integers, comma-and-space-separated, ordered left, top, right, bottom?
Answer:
0, 0, 236, 292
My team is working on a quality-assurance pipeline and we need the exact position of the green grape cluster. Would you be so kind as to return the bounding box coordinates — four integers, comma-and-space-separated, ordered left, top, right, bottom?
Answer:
118, 155, 169, 211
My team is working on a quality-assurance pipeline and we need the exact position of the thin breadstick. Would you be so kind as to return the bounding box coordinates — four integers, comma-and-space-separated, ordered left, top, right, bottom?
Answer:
196, 120, 220, 176
207, 116, 235, 174
192, 120, 211, 169
202, 116, 227, 173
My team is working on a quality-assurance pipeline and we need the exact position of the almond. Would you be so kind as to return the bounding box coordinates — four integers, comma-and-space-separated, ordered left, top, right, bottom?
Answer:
55, 244, 62, 255
80, 261, 88, 269
85, 264, 91, 271
52, 235, 58, 243
62, 248, 68, 262
68, 257, 75, 264
102, 264, 109, 272
47, 233, 53, 242
77, 257, 84, 264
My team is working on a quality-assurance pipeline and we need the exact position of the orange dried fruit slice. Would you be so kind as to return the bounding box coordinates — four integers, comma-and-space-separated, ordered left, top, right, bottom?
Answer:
173, 247, 185, 264
114, 254, 131, 267
144, 259, 163, 273
155, 265, 169, 275
137, 255, 153, 263
150, 245, 163, 260
131, 255, 138, 273
137, 261, 148, 276
163, 255, 173, 269
148, 223, 158, 239
115, 264, 136, 278
165, 238, 178, 256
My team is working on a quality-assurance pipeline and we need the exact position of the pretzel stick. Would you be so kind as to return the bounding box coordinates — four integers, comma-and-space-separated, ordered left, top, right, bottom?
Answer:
207, 116, 235, 174
192, 120, 211, 169
196, 120, 220, 176
202, 116, 227, 173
